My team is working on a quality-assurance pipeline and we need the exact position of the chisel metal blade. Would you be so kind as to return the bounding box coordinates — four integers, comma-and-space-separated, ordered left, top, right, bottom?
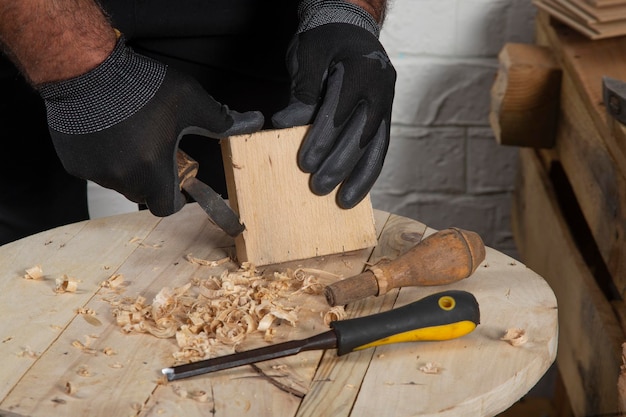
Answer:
176, 150, 245, 237
181, 177, 245, 237
162, 331, 337, 381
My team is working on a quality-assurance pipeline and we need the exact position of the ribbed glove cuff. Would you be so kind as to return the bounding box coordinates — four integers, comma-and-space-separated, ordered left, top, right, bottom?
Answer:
38, 36, 167, 135
297, 0, 380, 37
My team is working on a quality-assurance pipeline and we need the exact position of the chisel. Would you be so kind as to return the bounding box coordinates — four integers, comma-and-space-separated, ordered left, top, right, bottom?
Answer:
325, 228, 485, 306
162, 290, 480, 381
176, 150, 245, 237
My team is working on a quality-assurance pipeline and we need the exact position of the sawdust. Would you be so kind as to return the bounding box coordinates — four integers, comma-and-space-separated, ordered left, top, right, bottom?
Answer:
418, 362, 442, 374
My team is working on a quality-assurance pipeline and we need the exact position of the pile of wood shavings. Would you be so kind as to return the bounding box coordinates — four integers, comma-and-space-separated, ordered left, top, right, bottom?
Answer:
107, 262, 342, 362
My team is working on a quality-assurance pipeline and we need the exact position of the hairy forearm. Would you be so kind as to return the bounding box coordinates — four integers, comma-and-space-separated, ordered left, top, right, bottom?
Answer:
0, 0, 116, 85
346, 0, 388, 24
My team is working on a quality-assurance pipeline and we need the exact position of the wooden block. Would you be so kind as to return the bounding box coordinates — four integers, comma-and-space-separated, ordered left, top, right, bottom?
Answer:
221, 125, 378, 266
490, 42, 561, 148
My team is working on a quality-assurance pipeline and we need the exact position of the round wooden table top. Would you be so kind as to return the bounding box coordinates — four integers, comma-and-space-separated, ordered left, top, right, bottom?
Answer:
0, 205, 557, 417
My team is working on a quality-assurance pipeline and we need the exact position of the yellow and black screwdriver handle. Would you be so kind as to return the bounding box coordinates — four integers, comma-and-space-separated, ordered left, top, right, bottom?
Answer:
331, 290, 480, 356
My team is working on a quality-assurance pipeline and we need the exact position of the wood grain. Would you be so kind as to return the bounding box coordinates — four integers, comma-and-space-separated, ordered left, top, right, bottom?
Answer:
221, 125, 378, 266
490, 42, 561, 148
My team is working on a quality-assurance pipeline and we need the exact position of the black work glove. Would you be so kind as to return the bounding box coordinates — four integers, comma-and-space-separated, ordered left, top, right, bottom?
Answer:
39, 36, 264, 217
272, 0, 396, 209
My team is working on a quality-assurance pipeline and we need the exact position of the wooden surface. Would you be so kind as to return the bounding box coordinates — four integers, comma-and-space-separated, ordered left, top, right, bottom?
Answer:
0, 205, 557, 417
221, 125, 378, 266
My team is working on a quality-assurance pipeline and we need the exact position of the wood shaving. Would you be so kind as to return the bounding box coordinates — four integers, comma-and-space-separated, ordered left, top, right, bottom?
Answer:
65, 382, 76, 395
264, 327, 276, 342
76, 365, 92, 377
171, 385, 188, 399
17, 346, 39, 359
54, 275, 78, 293
291, 268, 340, 295
100, 274, 125, 290
323, 306, 347, 326
501, 328, 528, 346
188, 390, 209, 402
139, 241, 163, 249
76, 308, 102, 327
102, 347, 116, 356
82, 315, 102, 327
185, 254, 231, 267
108, 263, 340, 363
419, 362, 442, 374
170, 386, 212, 404
72, 338, 97, 355
23, 265, 44, 280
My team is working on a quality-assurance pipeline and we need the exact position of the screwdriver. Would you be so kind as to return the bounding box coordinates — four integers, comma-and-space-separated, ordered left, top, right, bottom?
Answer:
162, 290, 480, 381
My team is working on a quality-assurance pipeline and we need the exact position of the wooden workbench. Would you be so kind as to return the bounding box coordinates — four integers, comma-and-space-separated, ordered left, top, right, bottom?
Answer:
0, 204, 556, 417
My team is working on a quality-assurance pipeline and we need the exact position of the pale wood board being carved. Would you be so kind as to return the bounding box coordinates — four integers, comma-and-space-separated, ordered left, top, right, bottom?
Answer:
221, 125, 378, 266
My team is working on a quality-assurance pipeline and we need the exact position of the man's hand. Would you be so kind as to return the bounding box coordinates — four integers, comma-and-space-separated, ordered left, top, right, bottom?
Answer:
0, 0, 263, 217
40, 37, 264, 216
272, 0, 396, 209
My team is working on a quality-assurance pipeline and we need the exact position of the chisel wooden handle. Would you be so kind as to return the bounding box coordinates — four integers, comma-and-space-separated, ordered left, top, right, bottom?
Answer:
324, 228, 485, 306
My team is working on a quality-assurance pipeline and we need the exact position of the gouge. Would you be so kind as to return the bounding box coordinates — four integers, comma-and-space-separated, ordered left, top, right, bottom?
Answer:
325, 228, 485, 306
162, 290, 480, 381
176, 150, 244, 237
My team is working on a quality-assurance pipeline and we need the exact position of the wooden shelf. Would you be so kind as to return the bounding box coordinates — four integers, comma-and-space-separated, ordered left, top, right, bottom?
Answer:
510, 11, 626, 415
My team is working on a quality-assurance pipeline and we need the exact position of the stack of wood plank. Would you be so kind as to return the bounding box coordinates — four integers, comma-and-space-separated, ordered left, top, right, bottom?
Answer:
533, 0, 626, 39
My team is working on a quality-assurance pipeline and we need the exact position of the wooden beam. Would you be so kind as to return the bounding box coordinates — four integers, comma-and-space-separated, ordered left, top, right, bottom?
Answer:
221, 125, 378, 266
490, 42, 561, 148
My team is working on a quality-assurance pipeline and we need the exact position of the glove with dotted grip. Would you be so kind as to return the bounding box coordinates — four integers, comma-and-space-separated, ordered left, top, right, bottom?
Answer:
273, 0, 396, 209
39, 37, 264, 217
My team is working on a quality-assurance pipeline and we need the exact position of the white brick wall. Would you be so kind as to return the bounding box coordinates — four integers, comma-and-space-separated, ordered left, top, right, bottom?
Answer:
372, 0, 537, 258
